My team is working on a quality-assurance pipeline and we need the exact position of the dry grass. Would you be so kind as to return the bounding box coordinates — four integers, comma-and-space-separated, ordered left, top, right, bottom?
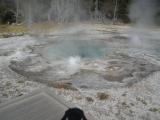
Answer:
136, 97, 148, 106
121, 102, 130, 108
97, 92, 110, 100
85, 97, 94, 102
149, 108, 160, 113
0, 22, 58, 37
30, 22, 56, 31
0, 24, 28, 34
48, 82, 78, 91
28, 22, 61, 35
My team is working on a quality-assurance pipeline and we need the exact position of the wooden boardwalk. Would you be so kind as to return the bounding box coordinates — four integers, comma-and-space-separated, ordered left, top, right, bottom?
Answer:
0, 88, 92, 120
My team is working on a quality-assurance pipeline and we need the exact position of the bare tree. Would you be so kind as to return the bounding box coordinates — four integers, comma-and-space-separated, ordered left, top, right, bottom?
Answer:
113, 0, 118, 23
16, 0, 19, 23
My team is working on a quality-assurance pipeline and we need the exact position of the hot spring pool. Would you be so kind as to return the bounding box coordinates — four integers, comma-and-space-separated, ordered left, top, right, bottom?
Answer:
8, 26, 160, 89
43, 37, 160, 61
44, 39, 112, 60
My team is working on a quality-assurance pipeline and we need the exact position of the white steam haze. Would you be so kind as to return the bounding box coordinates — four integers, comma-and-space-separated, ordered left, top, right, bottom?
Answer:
128, 0, 159, 46
129, 0, 157, 27
48, 0, 86, 22
17, 0, 104, 24
67, 56, 81, 74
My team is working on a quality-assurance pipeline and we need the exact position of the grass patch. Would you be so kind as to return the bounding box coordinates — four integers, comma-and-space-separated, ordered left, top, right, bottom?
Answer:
2, 93, 8, 97
97, 92, 110, 100
136, 97, 148, 106
30, 22, 56, 31
86, 97, 94, 102
130, 103, 135, 106
0, 22, 57, 36
0, 24, 28, 34
17, 80, 25, 84
5, 81, 12, 86
149, 108, 160, 113
122, 102, 130, 108
48, 82, 78, 91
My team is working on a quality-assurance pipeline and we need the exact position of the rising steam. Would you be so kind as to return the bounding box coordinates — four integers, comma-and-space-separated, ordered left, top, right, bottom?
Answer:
18, 0, 105, 24
129, 0, 157, 27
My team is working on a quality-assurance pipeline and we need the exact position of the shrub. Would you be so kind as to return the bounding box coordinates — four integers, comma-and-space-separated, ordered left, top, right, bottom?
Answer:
2, 10, 16, 24
0, 4, 16, 24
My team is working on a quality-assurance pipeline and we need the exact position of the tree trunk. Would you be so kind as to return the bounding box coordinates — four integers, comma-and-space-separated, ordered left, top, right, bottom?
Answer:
16, 0, 19, 24
95, 0, 99, 19
113, 0, 118, 24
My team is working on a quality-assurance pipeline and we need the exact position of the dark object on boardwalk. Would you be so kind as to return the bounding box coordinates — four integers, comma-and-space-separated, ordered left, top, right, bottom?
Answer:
61, 108, 87, 120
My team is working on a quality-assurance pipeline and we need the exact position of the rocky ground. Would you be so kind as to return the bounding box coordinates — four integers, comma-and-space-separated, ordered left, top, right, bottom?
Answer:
0, 23, 160, 120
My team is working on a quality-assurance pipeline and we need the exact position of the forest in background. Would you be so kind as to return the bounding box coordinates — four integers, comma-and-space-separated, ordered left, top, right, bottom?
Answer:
0, 0, 159, 25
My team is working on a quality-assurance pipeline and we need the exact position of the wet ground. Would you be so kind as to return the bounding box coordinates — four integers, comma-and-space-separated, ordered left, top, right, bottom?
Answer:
0, 23, 160, 120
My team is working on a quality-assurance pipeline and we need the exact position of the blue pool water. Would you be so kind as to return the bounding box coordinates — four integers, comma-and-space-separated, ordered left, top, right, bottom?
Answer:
44, 37, 160, 61
45, 39, 110, 60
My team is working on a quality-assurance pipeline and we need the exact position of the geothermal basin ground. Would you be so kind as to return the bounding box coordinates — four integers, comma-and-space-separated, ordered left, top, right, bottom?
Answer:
0, 23, 160, 120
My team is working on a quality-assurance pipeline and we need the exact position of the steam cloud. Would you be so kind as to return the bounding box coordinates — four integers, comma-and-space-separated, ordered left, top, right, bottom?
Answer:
17, 0, 104, 24
129, 0, 158, 27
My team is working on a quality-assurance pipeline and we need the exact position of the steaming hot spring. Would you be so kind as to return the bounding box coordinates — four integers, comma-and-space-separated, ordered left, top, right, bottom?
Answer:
5, 24, 160, 89
1, 24, 160, 120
